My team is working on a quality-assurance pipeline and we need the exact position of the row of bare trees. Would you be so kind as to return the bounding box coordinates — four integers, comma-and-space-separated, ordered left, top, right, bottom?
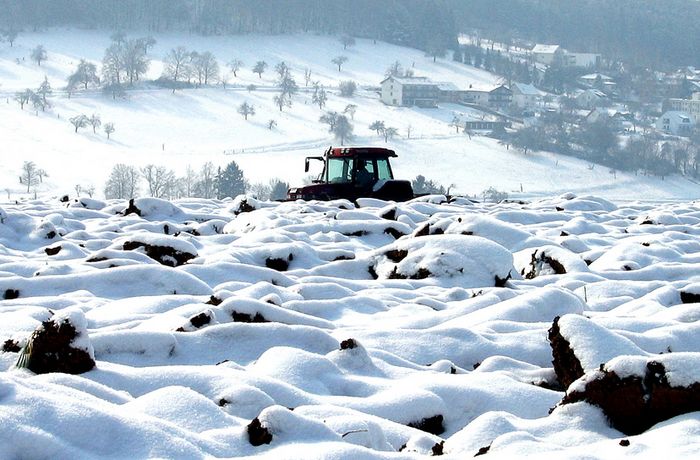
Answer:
103, 162, 288, 201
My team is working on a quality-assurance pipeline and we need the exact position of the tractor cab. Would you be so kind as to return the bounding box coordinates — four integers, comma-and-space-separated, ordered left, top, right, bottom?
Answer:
287, 147, 414, 201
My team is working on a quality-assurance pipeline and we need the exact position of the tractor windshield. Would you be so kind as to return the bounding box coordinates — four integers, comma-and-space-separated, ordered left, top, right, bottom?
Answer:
375, 158, 393, 180
326, 157, 354, 183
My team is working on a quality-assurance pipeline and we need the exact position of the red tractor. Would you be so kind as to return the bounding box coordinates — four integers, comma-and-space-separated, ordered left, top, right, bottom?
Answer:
286, 146, 414, 201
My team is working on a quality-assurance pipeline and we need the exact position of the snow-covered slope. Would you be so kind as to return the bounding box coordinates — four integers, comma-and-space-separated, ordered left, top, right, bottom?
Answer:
1, 29, 699, 202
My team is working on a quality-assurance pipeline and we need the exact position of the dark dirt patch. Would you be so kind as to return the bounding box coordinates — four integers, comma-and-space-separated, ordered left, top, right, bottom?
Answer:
415, 223, 430, 237
494, 272, 511, 288
122, 241, 195, 267
123, 199, 141, 217
548, 316, 585, 389
432, 441, 444, 456
232, 311, 268, 323
247, 417, 272, 446
368, 265, 379, 280
619, 439, 630, 447
265, 254, 293, 272
523, 250, 567, 280
2, 339, 21, 353
206, 296, 223, 306
561, 360, 700, 435
407, 414, 444, 436
45, 246, 62, 256
384, 227, 405, 239
385, 249, 409, 263
233, 199, 256, 215
381, 208, 397, 221
176, 311, 212, 332
387, 266, 432, 280
3, 289, 20, 300
680, 291, 700, 304
45, 230, 57, 239
340, 338, 357, 350
475, 445, 491, 456
16, 317, 95, 375
344, 230, 369, 237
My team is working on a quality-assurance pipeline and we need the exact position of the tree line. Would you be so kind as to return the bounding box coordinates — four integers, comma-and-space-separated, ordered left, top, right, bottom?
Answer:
0, 0, 457, 62
103, 160, 288, 201
448, 0, 700, 70
500, 114, 700, 180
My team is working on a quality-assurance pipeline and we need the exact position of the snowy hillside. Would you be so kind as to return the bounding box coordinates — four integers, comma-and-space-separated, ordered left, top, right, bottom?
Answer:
1, 29, 699, 202
2, 193, 700, 458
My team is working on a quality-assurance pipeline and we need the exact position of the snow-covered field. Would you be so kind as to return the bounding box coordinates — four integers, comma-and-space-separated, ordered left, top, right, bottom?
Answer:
1, 29, 699, 202
2, 193, 700, 458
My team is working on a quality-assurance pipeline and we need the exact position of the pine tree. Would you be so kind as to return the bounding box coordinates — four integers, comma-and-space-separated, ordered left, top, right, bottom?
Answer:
217, 161, 247, 199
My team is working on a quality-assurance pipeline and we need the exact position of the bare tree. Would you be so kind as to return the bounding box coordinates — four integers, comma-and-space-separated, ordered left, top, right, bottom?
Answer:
89, 114, 101, 133
228, 59, 243, 77
20, 161, 40, 193
104, 163, 140, 199
163, 46, 191, 83
68, 59, 100, 91
252, 60, 267, 78
273, 94, 291, 112
312, 82, 327, 109
383, 127, 398, 142
450, 115, 461, 133
369, 120, 386, 136
339, 35, 356, 50
181, 165, 199, 198
385, 60, 403, 78
332, 115, 354, 146
192, 51, 219, 86
274, 61, 290, 79
267, 119, 277, 130
238, 101, 255, 120
122, 39, 150, 84
104, 122, 115, 139
3, 28, 18, 47
304, 68, 312, 87
31, 45, 47, 66
70, 114, 89, 133
15, 89, 33, 110
321, 112, 354, 146
332, 55, 348, 72
196, 162, 217, 199
141, 164, 176, 198
344, 103, 357, 120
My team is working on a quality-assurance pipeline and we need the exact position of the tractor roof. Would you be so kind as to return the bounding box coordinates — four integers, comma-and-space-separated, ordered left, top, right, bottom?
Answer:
328, 147, 397, 158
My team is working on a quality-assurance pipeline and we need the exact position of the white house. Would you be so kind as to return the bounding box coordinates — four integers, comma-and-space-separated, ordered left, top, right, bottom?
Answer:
380, 76, 439, 107
532, 44, 562, 65
511, 83, 545, 109
578, 73, 615, 89
565, 52, 601, 68
576, 89, 608, 109
656, 111, 696, 136
668, 92, 700, 119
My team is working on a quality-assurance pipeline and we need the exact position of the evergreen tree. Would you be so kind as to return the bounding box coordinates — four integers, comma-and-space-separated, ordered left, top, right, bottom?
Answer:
217, 161, 248, 199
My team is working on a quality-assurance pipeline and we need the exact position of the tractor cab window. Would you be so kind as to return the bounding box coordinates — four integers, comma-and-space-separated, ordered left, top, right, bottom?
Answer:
355, 159, 375, 187
326, 157, 354, 183
375, 158, 393, 180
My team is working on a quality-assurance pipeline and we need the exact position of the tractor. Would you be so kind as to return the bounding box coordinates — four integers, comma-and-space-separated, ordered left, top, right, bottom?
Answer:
286, 146, 414, 201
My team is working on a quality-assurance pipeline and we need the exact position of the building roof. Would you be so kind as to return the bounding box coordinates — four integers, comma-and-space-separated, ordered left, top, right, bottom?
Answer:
380, 76, 437, 87
532, 44, 560, 54
577, 89, 608, 98
580, 73, 613, 81
436, 82, 460, 92
512, 82, 545, 96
